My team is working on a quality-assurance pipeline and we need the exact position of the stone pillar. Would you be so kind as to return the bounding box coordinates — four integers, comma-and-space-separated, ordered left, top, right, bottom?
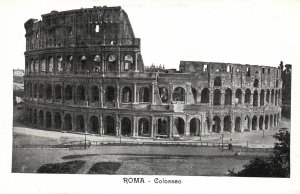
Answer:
221, 92, 225, 106
150, 115, 154, 137
116, 82, 120, 108
101, 53, 105, 76
100, 83, 104, 108
72, 112, 76, 132
185, 117, 190, 136
133, 83, 137, 104
134, 52, 138, 72
249, 116, 252, 131
220, 117, 224, 133
169, 116, 173, 138
133, 115, 137, 137
52, 84, 55, 102
116, 114, 120, 136
99, 114, 103, 135
241, 92, 245, 106
230, 117, 234, 133
151, 82, 156, 105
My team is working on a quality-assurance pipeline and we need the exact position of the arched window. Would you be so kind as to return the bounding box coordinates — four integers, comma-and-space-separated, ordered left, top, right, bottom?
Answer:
260, 89, 265, 106
212, 116, 221, 133
173, 87, 185, 102
139, 87, 150, 102
80, 55, 86, 70
245, 89, 251, 104
121, 117, 132, 136
138, 118, 150, 136
214, 77, 222, 86
253, 79, 259, 87
38, 84, 44, 98
38, 110, 44, 126
266, 90, 270, 103
174, 117, 185, 135
48, 57, 53, 72
224, 116, 231, 132
124, 55, 133, 71
65, 85, 72, 100
57, 56, 63, 72
107, 55, 117, 71
225, 88, 232, 105
190, 118, 200, 135
159, 87, 169, 103
77, 85, 85, 101
46, 111, 52, 128
93, 55, 101, 72
235, 89, 242, 104
76, 115, 85, 132
45, 84, 52, 99
122, 87, 133, 103
105, 86, 115, 102
89, 116, 99, 134
54, 112, 62, 130
271, 89, 275, 104
213, 89, 221, 105
41, 58, 46, 72
105, 116, 115, 135
65, 55, 73, 72
252, 116, 257, 130
64, 114, 72, 131
55, 84, 62, 99
235, 117, 241, 132
265, 115, 269, 129
33, 84, 37, 98
253, 90, 258, 106
201, 88, 210, 103
91, 86, 99, 102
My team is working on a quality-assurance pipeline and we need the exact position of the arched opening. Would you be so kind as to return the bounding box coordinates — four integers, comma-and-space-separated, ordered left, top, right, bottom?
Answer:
77, 85, 85, 101
159, 87, 169, 103
139, 87, 150, 102
122, 86, 133, 103
93, 55, 101, 72
275, 90, 278, 105
225, 88, 232, 105
206, 117, 210, 132
213, 89, 221, 105
33, 109, 37, 125
259, 115, 264, 130
28, 108, 32, 123
138, 118, 150, 136
224, 116, 231, 132
55, 84, 62, 100
38, 110, 44, 126
235, 89, 242, 104
121, 117, 132, 136
48, 56, 54, 72
38, 84, 44, 99
33, 84, 37, 98
201, 88, 209, 103
173, 87, 185, 102
260, 89, 265, 106
254, 79, 259, 87
29, 83, 32, 97
64, 114, 72, 131
57, 56, 63, 72
107, 55, 117, 71
80, 55, 86, 70
105, 116, 115, 135
214, 77, 222, 86
45, 84, 52, 99
253, 90, 258, 106
192, 88, 197, 103
65, 55, 73, 72
65, 85, 72, 100
91, 86, 99, 102
89, 116, 99, 134
235, 117, 241, 132
252, 116, 257, 130
190, 118, 200, 136
54, 112, 62, 130
124, 55, 133, 71
212, 116, 221, 133
41, 58, 46, 72
76, 115, 85, 132
105, 86, 115, 102
174, 117, 185, 135
265, 115, 269, 129
245, 89, 251, 104
271, 89, 275, 104
46, 112, 51, 128
274, 114, 277, 127
270, 115, 273, 128
266, 90, 270, 103
157, 118, 168, 135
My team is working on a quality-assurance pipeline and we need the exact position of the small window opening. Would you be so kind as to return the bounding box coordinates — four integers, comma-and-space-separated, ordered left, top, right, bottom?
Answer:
262, 68, 265, 74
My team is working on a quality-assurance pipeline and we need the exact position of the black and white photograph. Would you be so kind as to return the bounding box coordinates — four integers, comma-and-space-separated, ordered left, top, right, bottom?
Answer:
1, 0, 300, 193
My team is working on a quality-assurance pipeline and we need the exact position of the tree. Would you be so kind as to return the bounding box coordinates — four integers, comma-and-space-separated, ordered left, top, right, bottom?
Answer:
229, 128, 290, 177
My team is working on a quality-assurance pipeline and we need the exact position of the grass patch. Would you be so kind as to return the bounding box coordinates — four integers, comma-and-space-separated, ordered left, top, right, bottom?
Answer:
37, 160, 85, 174
88, 162, 121, 174
62, 154, 99, 160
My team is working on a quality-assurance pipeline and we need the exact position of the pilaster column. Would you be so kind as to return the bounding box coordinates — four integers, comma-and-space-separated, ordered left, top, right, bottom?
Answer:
169, 116, 173, 138
101, 53, 105, 76
221, 92, 225, 106
150, 115, 154, 137
134, 52, 138, 72
133, 83, 137, 104
241, 92, 245, 105
185, 117, 190, 136
133, 115, 137, 137
100, 83, 103, 108
116, 82, 120, 108
62, 83, 65, 104
151, 82, 156, 105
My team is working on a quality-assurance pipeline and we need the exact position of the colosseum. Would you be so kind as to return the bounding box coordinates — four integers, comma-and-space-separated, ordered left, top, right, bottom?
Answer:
23, 6, 282, 138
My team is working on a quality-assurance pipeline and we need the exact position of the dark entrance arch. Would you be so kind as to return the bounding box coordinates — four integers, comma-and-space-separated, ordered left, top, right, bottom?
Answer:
224, 116, 231, 132
65, 85, 72, 100
159, 87, 169, 103
235, 89, 242, 104
64, 114, 72, 131
157, 118, 168, 135
55, 84, 62, 100
121, 117, 132, 136
105, 116, 115, 135
105, 86, 115, 102
138, 118, 150, 136
46, 111, 51, 128
252, 116, 257, 130
38, 110, 44, 127
265, 115, 269, 129
122, 87, 133, 103
76, 115, 85, 132
201, 88, 209, 103
174, 117, 185, 135
91, 86, 99, 102
77, 85, 86, 101
259, 115, 264, 130
190, 118, 200, 136
173, 87, 185, 102
245, 89, 251, 104
89, 116, 99, 134
260, 90, 265, 106
253, 90, 258, 106
54, 112, 62, 130
45, 84, 52, 99
225, 89, 232, 105
235, 117, 241, 132
213, 89, 221, 105
212, 116, 221, 133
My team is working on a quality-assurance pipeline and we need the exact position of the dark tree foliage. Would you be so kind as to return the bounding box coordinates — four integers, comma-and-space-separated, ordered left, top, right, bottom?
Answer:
229, 128, 290, 177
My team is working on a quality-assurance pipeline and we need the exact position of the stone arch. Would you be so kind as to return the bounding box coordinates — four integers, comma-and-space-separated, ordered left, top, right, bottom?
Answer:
65, 55, 73, 72
105, 116, 115, 135
266, 90, 270, 103
89, 116, 99, 134
105, 86, 116, 102
244, 116, 251, 131
55, 84, 62, 100
254, 79, 259, 87
139, 87, 150, 102
107, 54, 117, 71
259, 115, 264, 130
33, 84, 37, 98
214, 77, 222, 86
46, 111, 52, 128
265, 115, 269, 129
93, 55, 101, 72
121, 117, 132, 136
76, 115, 85, 132
38, 84, 44, 98
138, 118, 150, 136
173, 87, 185, 102
235, 117, 241, 132
271, 89, 275, 104
212, 116, 221, 133
225, 88, 232, 105
38, 110, 44, 127
235, 89, 242, 104
64, 114, 72, 131
223, 115, 231, 132
122, 86, 133, 103
54, 112, 62, 130
91, 85, 99, 102
252, 116, 257, 130
174, 117, 185, 135
33, 109, 37, 125
159, 87, 169, 103
65, 85, 72, 100
201, 88, 209, 103
213, 89, 221, 105
123, 54, 133, 71
245, 89, 251, 104
253, 90, 258, 106
77, 85, 86, 101
157, 118, 168, 135
45, 84, 52, 99
190, 118, 200, 136
260, 89, 265, 106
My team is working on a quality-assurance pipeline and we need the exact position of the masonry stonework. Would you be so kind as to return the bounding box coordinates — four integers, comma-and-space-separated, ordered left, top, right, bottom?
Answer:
23, 6, 282, 138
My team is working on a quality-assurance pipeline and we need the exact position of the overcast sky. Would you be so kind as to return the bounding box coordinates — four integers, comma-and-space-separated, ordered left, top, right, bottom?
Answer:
1, 0, 300, 70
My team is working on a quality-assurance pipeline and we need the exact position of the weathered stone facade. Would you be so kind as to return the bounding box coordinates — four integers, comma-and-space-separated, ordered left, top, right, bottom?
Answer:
23, 6, 282, 138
